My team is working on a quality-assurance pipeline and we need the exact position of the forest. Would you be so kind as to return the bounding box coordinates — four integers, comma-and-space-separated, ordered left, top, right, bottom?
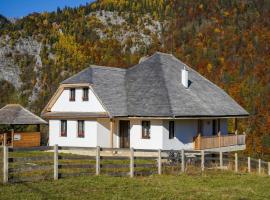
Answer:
0, 0, 269, 156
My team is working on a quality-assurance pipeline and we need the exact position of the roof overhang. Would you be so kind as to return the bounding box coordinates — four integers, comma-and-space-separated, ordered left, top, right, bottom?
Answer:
114, 115, 249, 120
42, 112, 109, 120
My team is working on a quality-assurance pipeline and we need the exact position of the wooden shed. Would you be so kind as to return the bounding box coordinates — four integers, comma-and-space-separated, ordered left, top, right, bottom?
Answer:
0, 104, 47, 147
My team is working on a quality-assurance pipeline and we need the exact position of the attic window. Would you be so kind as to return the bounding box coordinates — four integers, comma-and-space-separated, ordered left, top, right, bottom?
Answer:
69, 88, 75, 101
82, 88, 89, 101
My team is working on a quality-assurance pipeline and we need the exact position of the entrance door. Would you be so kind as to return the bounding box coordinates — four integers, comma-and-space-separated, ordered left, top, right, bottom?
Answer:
119, 120, 130, 148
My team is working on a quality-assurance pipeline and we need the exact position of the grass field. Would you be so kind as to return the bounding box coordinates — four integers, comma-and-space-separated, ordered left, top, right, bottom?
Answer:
0, 172, 269, 200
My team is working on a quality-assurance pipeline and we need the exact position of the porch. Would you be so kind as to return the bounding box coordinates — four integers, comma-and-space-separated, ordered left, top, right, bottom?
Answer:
193, 132, 246, 151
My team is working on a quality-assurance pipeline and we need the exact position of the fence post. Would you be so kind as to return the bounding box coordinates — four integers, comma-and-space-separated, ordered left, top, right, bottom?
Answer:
201, 150, 205, 172
181, 149, 185, 173
96, 146, 100, 175
158, 149, 162, 175
3, 145, 8, 184
235, 153, 238, 172
3, 133, 6, 146
219, 151, 223, 169
268, 162, 270, 176
248, 157, 251, 173
130, 148, 134, 177
197, 134, 201, 150
258, 159, 261, 175
54, 144, 58, 180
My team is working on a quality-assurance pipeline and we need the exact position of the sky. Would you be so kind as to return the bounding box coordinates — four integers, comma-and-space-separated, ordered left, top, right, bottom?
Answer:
0, 0, 94, 18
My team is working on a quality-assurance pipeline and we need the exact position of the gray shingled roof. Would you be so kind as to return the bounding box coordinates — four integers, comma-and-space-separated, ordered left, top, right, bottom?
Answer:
0, 104, 47, 125
61, 52, 249, 117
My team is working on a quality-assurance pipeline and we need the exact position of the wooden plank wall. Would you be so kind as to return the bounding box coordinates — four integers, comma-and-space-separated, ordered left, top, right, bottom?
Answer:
13, 132, 40, 147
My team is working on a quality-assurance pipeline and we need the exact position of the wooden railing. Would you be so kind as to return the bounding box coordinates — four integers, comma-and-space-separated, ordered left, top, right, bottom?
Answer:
194, 133, 246, 150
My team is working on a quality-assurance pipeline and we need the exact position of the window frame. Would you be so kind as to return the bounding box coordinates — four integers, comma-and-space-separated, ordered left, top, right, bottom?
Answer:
142, 121, 151, 139
82, 88, 89, 101
60, 120, 67, 137
69, 88, 75, 101
169, 121, 175, 139
77, 120, 85, 138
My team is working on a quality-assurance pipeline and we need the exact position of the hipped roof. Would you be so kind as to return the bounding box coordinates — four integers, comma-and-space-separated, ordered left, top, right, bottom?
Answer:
60, 52, 249, 118
0, 104, 47, 125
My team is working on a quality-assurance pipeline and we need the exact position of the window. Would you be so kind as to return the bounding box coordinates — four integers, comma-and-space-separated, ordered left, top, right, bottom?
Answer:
60, 120, 67, 137
78, 120, 85, 138
142, 121, 150, 139
69, 88, 75, 101
82, 88, 89, 101
198, 119, 203, 135
169, 121, 175, 139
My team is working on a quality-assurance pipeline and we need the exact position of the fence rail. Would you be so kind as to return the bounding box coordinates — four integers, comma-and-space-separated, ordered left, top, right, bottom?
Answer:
2, 145, 270, 184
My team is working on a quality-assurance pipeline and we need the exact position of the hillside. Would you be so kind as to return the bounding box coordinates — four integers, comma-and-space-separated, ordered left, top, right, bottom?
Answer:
0, 0, 269, 155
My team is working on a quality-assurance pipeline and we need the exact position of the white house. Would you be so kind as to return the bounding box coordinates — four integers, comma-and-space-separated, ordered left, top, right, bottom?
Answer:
42, 52, 248, 151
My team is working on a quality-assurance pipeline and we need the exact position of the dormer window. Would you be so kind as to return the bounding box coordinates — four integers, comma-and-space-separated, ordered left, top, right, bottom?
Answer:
82, 88, 89, 101
69, 88, 75, 101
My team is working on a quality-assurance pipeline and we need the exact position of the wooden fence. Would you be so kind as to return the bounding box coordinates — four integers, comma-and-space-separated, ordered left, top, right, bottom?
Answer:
2, 145, 270, 184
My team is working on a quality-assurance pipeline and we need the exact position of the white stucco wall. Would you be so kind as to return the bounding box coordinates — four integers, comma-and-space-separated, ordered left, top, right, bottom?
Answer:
49, 118, 228, 149
51, 87, 106, 112
162, 119, 198, 150
162, 119, 228, 150
220, 119, 228, 135
129, 119, 163, 149
49, 120, 98, 147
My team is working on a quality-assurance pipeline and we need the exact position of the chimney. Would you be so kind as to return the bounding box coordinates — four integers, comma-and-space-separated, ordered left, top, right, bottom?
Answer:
181, 67, 189, 88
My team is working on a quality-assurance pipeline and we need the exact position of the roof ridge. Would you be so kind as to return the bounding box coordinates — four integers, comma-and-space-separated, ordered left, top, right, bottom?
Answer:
158, 55, 175, 117
90, 65, 126, 71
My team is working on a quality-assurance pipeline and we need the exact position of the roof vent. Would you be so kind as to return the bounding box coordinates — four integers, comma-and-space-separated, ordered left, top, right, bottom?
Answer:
139, 56, 149, 63
181, 67, 189, 88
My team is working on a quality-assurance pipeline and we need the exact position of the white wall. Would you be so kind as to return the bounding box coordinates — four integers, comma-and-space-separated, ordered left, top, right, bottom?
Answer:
49, 120, 98, 147
49, 118, 228, 149
202, 119, 213, 136
220, 119, 228, 135
162, 119, 198, 150
202, 119, 228, 136
97, 118, 110, 147
162, 118, 228, 150
51, 87, 106, 112
129, 119, 163, 149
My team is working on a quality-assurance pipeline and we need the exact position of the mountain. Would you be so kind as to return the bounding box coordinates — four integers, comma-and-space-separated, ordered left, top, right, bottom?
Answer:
0, 14, 10, 29
0, 0, 269, 155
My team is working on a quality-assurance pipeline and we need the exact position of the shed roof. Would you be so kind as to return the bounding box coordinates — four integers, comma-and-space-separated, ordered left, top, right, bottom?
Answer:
0, 104, 47, 125
59, 52, 249, 118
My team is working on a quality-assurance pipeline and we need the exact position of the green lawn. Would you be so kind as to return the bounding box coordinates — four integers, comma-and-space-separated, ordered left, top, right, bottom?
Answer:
0, 172, 269, 200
